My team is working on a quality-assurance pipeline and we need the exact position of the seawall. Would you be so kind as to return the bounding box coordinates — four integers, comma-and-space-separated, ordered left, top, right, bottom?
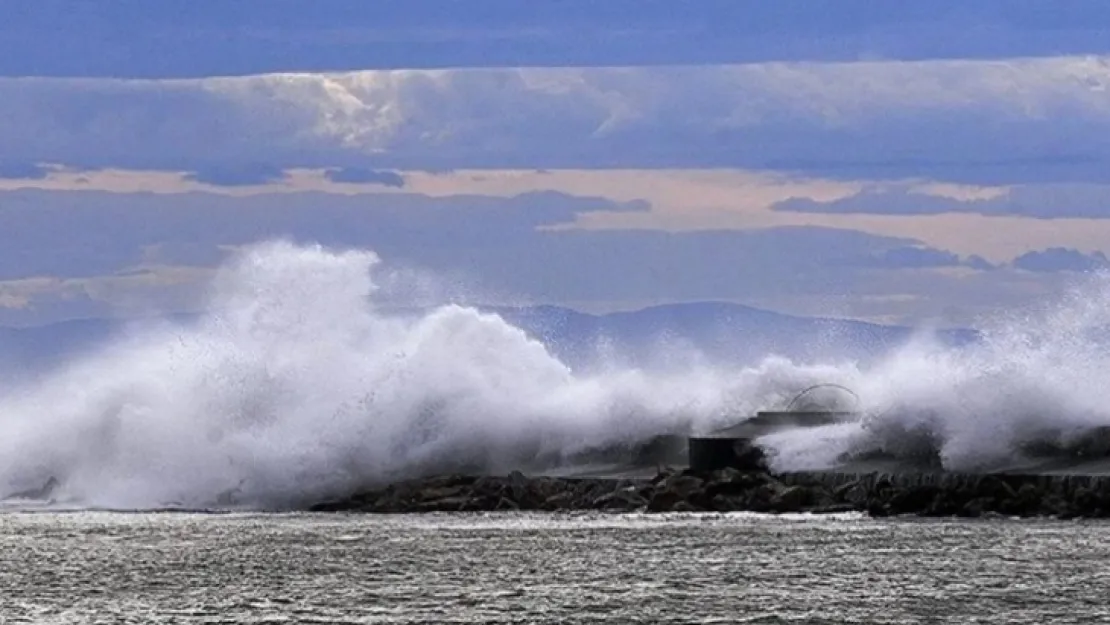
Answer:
780, 470, 1110, 496
308, 465, 1110, 518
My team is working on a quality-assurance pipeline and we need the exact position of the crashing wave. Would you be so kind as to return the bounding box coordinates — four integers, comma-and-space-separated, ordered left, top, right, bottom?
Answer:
3, 239, 1110, 510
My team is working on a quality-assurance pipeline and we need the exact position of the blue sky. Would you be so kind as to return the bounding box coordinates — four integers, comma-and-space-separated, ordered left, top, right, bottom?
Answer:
5, 1, 1110, 77
3, 2, 1110, 327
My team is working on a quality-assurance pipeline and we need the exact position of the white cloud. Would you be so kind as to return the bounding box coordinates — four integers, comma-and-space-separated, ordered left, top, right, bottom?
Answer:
0, 267, 210, 310
3, 56, 1110, 180
0, 184, 1071, 327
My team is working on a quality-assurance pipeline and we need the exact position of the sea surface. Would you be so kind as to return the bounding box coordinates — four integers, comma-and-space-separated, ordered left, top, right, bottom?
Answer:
2, 510, 1108, 624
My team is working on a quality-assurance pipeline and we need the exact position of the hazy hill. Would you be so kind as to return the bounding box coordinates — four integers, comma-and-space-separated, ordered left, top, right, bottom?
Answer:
488, 302, 976, 368
0, 302, 976, 373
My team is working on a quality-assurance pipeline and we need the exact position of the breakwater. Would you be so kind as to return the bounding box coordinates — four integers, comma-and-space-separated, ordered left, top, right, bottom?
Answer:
308, 466, 1110, 518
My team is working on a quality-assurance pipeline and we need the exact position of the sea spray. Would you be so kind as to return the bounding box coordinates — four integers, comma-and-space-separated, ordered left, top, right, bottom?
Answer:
758, 272, 1110, 474
0, 240, 849, 509
9, 241, 1110, 510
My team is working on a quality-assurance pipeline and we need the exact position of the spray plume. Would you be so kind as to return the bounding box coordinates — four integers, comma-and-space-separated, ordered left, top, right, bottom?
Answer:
3, 240, 1108, 510
0, 241, 844, 509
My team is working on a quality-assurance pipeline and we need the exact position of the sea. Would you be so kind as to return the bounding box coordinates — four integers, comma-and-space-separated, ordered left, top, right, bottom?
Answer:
2, 510, 1107, 624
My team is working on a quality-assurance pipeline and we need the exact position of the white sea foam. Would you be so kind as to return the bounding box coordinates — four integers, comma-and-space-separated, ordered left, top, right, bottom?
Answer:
0, 241, 850, 509
2, 240, 1107, 510
758, 276, 1110, 473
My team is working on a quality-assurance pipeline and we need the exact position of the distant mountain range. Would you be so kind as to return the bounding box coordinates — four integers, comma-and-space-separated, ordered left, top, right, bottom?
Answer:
0, 302, 978, 373
489, 302, 978, 368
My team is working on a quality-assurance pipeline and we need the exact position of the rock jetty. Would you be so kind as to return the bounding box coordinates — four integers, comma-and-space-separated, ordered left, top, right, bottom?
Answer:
308, 466, 1110, 518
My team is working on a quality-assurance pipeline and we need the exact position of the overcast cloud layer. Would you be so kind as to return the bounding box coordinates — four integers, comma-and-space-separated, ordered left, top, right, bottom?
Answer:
3, 57, 1110, 182
0, 187, 1088, 328
5, 1, 1110, 77
3, 4, 1110, 328
775, 184, 1110, 219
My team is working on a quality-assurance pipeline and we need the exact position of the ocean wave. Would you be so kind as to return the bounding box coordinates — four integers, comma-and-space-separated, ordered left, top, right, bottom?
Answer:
0, 240, 847, 509
3, 239, 1109, 510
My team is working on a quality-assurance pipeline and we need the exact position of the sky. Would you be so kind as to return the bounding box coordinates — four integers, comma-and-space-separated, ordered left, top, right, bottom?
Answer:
3, 1, 1110, 328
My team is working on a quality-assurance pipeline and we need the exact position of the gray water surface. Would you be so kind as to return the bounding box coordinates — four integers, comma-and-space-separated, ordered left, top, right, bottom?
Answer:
2, 511, 1108, 623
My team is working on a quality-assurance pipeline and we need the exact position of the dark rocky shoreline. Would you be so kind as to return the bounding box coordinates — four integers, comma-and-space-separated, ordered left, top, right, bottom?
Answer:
308, 466, 1110, 519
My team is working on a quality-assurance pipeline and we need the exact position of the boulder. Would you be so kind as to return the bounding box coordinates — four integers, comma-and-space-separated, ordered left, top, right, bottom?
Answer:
865, 497, 892, 518
886, 485, 941, 515
647, 490, 686, 512
705, 467, 770, 497
741, 480, 784, 512
1038, 493, 1070, 517
504, 472, 571, 509
958, 497, 994, 518
541, 492, 578, 511
651, 467, 679, 485
660, 474, 705, 499
709, 494, 747, 512
997, 483, 1043, 516
924, 489, 965, 517
807, 503, 860, 514
970, 476, 1016, 502
592, 489, 648, 511
646, 473, 707, 512
834, 480, 869, 507
1069, 485, 1106, 517
472, 476, 510, 497
413, 496, 474, 512
417, 485, 469, 502
507, 470, 530, 503
768, 485, 815, 513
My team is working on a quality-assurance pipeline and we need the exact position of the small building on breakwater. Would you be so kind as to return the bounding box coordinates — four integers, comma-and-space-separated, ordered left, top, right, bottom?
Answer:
549, 383, 1110, 486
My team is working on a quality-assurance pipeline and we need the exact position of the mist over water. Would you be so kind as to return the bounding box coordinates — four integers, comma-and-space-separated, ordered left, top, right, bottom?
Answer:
2, 240, 1108, 510
0, 241, 848, 509
761, 273, 1110, 474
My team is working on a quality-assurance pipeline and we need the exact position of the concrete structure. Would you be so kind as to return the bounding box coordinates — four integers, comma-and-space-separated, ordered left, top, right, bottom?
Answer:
687, 410, 858, 472
687, 383, 862, 472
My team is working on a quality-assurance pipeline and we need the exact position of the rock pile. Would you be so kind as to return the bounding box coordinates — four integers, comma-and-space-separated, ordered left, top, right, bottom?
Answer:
309, 466, 1110, 518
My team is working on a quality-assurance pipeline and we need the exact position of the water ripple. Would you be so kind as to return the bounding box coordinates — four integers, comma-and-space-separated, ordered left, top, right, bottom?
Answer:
1, 512, 1106, 623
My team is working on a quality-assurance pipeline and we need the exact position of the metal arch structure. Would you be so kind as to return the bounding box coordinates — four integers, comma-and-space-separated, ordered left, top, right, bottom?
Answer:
784, 383, 861, 413
687, 383, 863, 471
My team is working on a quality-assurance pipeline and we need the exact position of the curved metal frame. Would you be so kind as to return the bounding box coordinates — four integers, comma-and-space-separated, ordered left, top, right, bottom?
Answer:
784, 383, 860, 412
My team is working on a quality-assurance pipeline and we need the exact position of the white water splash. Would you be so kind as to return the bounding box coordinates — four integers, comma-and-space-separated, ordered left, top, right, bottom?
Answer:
6, 240, 1108, 510
0, 241, 850, 509
758, 273, 1110, 474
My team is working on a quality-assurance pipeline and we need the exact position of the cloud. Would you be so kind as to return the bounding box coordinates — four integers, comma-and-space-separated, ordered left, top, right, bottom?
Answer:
0, 266, 209, 323
776, 189, 981, 216
1011, 247, 1109, 272
774, 184, 1110, 218
0, 188, 650, 280
965, 256, 995, 271
0, 187, 997, 325
875, 246, 963, 269
3, 1, 1110, 77
323, 167, 405, 187
849, 245, 994, 270
182, 164, 287, 186
4, 57, 1110, 182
